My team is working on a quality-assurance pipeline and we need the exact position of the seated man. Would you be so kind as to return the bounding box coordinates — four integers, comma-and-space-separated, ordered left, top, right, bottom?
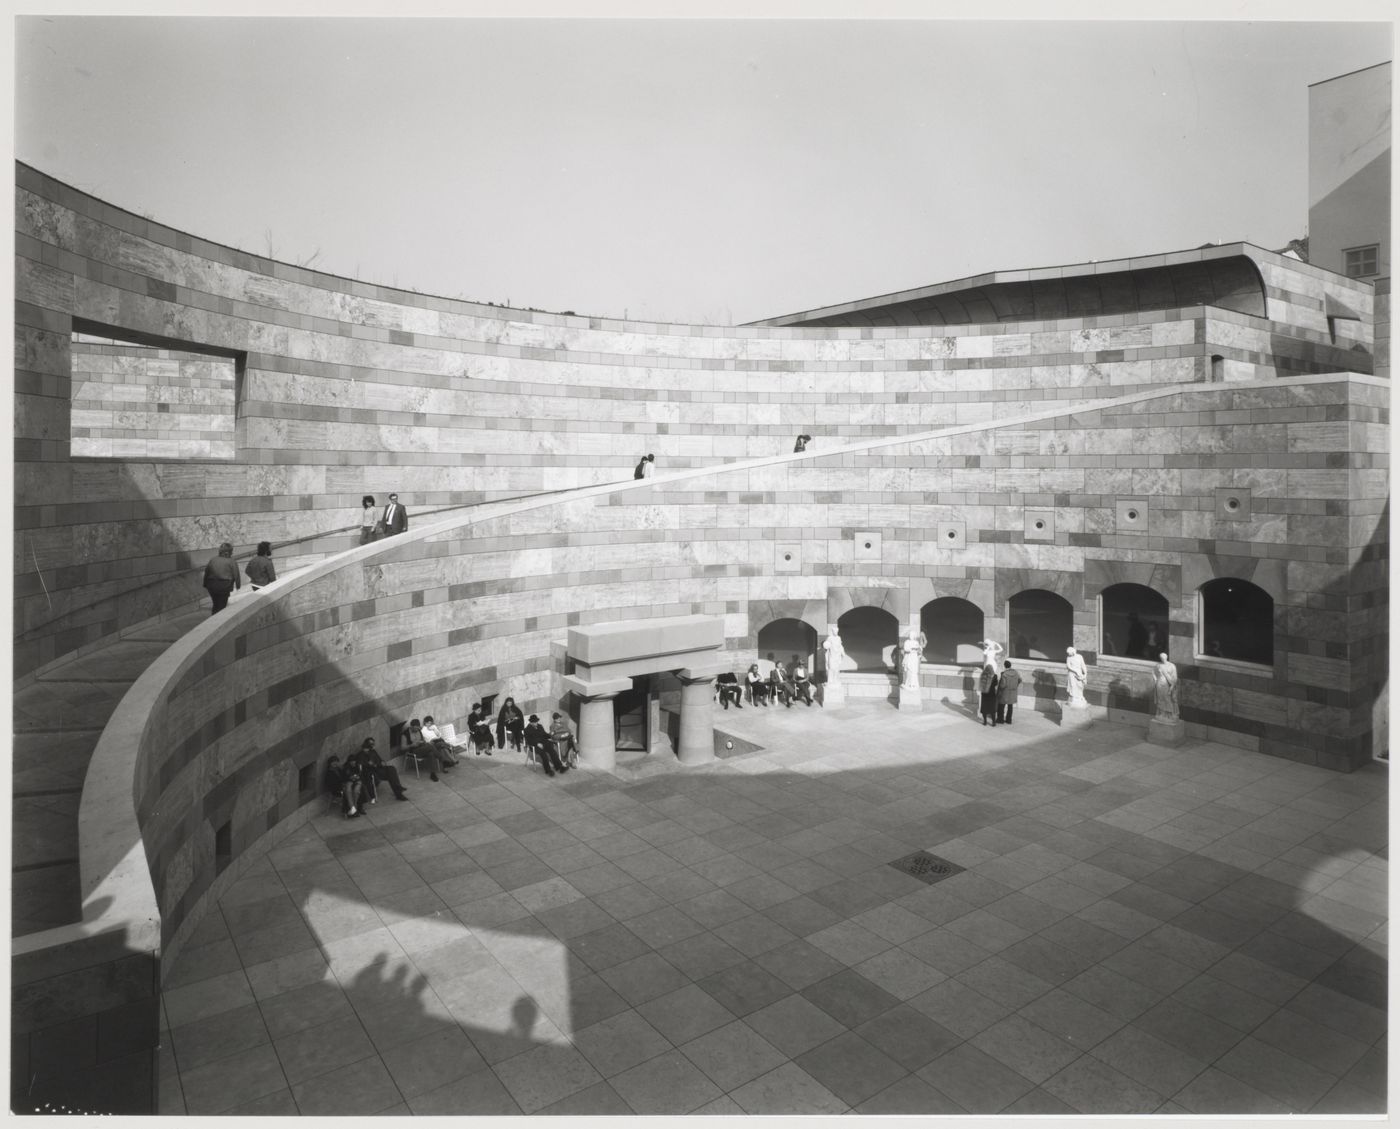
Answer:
419, 715, 460, 766
715, 670, 743, 709
746, 663, 769, 706
352, 738, 408, 800
466, 703, 495, 756
790, 658, 813, 706
402, 719, 451, 782
548, 712, 577, 769
523, 713, 567, 776
768, 663, 793, 708
326, 755, 370, 817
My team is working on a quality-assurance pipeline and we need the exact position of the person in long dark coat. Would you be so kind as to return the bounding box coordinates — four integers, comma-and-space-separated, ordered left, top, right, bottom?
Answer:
496, 697, 525, 751
979, 660, 1000, 726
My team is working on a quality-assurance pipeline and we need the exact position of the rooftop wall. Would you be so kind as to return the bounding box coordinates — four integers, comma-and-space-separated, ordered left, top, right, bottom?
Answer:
14, 164, 1375, 676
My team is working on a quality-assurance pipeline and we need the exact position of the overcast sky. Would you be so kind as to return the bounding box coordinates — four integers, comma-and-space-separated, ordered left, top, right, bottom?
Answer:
13, 9, 1393, 325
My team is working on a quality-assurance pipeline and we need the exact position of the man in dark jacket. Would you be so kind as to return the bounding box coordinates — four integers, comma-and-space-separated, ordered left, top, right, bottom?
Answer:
352, 738, 408, 800
995, 660, 1022, 725
383, 493, 409, 536
245, 541, 276, 589
203, 542, 240, 615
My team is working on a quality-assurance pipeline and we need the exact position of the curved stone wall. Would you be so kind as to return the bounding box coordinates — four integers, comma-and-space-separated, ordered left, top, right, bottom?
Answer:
14, 163, 1373, 675
98, 371, 1381, 966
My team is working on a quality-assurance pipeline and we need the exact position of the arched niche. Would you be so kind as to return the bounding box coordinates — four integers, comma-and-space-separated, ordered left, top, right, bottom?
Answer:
920, 597, 985, 664
1099, 583, 1170, 660
756, 618, 819, 676
836, 606, 902, 672
1199, 577, 1274, 666
1008, 589, 1074, 661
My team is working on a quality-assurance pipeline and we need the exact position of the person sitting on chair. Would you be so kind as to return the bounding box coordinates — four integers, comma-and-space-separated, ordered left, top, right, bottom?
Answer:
769, 663, 793, 707
523, 714, 567, 776
715, 670, 743, 709
326, 755, 370, 817
745, 663, 769, 706
790, 657, 813, 706
419, 716, 460, 767
352, 737, 408, 800
466, 703, 495, 755
549, 712, 577, 769
403, 719, 451, 781
495, 697, 526, 751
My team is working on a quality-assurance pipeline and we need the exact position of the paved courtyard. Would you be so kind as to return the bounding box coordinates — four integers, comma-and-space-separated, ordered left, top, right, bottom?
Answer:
158, 696, 1387, 1116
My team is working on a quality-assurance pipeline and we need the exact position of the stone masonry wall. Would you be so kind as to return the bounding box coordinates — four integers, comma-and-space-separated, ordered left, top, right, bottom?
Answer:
14, 163, 1372, 676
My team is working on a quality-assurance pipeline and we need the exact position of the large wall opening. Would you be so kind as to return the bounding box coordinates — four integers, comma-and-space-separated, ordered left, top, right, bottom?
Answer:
920, 597, 985, 664
1199, 578, 1275, 666
836, 606, 901, 672
69, 321, 245, 460
1100, 583, 1170, 660
1008, 589, 1074, 660
756, 618, 818, 675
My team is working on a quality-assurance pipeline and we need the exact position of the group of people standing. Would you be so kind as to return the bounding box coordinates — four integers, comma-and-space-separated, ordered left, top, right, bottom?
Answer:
977, 644, 1023, 726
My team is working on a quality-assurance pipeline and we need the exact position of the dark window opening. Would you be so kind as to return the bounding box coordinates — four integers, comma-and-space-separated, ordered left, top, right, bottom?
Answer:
1199, 577, 1274, 665
1100, 583, 1170, 660
1008, 589, 1074, 661
214, 820, 232, 875
836, 607, 901, 672
920, 597, 985, 664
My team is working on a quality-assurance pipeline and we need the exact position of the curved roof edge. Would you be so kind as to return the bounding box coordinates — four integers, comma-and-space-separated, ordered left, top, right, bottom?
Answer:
747, 244, 1352, 329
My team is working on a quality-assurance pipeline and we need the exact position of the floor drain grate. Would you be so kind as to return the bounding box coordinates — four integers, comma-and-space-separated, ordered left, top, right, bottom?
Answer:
889, 850, 965, 885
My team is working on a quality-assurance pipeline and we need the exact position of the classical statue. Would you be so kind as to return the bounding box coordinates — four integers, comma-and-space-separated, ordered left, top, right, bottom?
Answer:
1065, 646, 1088, 707
1153, 652, 1180, 721
822, 626, 846, 686
900, 632, 923, 690
980, 639, 1004, 668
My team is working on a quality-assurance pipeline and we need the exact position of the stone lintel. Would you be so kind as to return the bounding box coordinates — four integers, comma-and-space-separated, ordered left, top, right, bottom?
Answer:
562, 674, 632, 698
567, 614, 723, 666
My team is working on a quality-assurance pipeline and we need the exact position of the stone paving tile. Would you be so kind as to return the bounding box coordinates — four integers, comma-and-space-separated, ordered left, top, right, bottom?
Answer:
158, 705, 1388, 1117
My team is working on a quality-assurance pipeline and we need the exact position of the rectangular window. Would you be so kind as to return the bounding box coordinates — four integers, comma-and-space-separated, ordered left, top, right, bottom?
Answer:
69, 321, 244, 460
1344, 244, 1379, 278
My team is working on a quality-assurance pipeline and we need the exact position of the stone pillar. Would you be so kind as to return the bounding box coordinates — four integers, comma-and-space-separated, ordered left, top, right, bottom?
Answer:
577, 694, 618, 772
677, 675, 717, 766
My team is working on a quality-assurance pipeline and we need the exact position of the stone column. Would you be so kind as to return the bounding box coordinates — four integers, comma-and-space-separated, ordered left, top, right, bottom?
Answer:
676, 675, 717, 766
577, 694, 618, 772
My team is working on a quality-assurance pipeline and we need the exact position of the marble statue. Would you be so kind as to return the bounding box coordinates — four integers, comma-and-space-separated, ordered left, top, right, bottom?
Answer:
980, 639, 1004, 668
1153, 652, 1180, 721
1065, 646, 1088, 707
900, 632, 922, 690
823, 626, 846, 686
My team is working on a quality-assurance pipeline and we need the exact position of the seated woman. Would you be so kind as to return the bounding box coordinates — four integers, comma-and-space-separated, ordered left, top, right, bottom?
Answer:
768, 664, 793, 708
495, 697, 526, 752
523, 714, 567, 776
466, 703, 495, 756
746, 663, 769, 706
326, 754, 370, 817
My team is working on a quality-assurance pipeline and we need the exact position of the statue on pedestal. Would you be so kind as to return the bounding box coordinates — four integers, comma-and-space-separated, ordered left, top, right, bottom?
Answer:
822, 626, 846, 687
1065, 646, 1088, 708
900, 632, 923, 691
1153, 652, 1180, 721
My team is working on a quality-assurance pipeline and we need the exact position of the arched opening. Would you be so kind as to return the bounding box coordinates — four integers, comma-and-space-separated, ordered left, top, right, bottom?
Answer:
836, 607, 901, 672
1199, 578, 1274, 665
1007, 589, 1074, 661
921, 597, 985, 664
1211, 353, 1225, 382
1099, 583, 1170, 660
756, 618, 818, 677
